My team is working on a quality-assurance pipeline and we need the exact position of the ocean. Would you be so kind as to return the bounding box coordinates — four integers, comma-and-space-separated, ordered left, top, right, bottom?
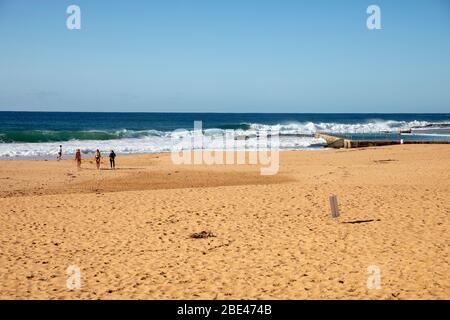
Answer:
0, 112, 449, 159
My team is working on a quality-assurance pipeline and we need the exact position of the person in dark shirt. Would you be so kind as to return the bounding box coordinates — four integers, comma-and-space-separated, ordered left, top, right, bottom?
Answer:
57, 145, 62, 160
109, 150, 116, 169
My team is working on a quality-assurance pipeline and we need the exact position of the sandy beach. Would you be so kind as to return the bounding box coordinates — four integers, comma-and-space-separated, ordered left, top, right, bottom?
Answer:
0, 145, 449, 300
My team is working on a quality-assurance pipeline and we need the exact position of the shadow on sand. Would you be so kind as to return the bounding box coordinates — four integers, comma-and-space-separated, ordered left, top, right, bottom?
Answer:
341, 219, 381, 224
78, 167, 145, 171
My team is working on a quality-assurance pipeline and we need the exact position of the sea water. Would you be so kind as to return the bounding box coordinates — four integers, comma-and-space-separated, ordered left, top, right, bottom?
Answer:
0, 112, 449, 159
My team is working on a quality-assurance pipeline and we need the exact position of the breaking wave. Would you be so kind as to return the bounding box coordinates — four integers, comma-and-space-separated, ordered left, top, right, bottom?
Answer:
0, 119, 448, 158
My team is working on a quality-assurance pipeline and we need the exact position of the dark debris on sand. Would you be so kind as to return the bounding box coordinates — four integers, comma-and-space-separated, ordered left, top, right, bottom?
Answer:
190, 231, 216, 239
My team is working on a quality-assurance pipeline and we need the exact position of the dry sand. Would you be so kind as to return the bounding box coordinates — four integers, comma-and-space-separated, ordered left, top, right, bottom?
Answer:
0, 145, 449, 299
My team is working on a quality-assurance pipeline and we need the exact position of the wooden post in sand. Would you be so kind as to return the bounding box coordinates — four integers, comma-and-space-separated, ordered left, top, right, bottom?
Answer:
329, 194, 340, 219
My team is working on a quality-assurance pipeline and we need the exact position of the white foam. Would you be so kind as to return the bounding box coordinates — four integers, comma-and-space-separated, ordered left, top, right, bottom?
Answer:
0, 135, 325, 159
249, 120, 433, 134
1, 119, 445, 159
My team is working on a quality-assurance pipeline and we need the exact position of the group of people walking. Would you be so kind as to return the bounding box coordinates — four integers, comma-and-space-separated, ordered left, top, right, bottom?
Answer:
59, 146, 116, 170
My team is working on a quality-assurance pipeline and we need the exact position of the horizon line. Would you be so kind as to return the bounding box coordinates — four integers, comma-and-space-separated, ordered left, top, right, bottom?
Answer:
0, 110, 449, 115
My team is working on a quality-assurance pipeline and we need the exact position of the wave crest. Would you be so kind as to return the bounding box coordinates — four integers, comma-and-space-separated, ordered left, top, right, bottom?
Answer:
0, 119, 448, 158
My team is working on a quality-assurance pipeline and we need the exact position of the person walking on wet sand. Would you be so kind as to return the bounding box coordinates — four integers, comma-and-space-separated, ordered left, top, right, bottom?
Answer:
75, 149, 82, 169
95, 149, 101, 170
57, 145, 62, 161
109, 150, 116, 170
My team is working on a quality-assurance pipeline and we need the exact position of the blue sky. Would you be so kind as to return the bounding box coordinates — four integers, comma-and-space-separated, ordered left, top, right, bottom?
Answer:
0, 0, 449, 112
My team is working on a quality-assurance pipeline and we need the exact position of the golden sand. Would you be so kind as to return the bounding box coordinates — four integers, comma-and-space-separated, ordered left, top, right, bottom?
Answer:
0, 145, 449, 299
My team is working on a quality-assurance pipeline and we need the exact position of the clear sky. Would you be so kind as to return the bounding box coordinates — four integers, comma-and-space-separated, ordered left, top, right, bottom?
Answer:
0, 0, 449, 113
